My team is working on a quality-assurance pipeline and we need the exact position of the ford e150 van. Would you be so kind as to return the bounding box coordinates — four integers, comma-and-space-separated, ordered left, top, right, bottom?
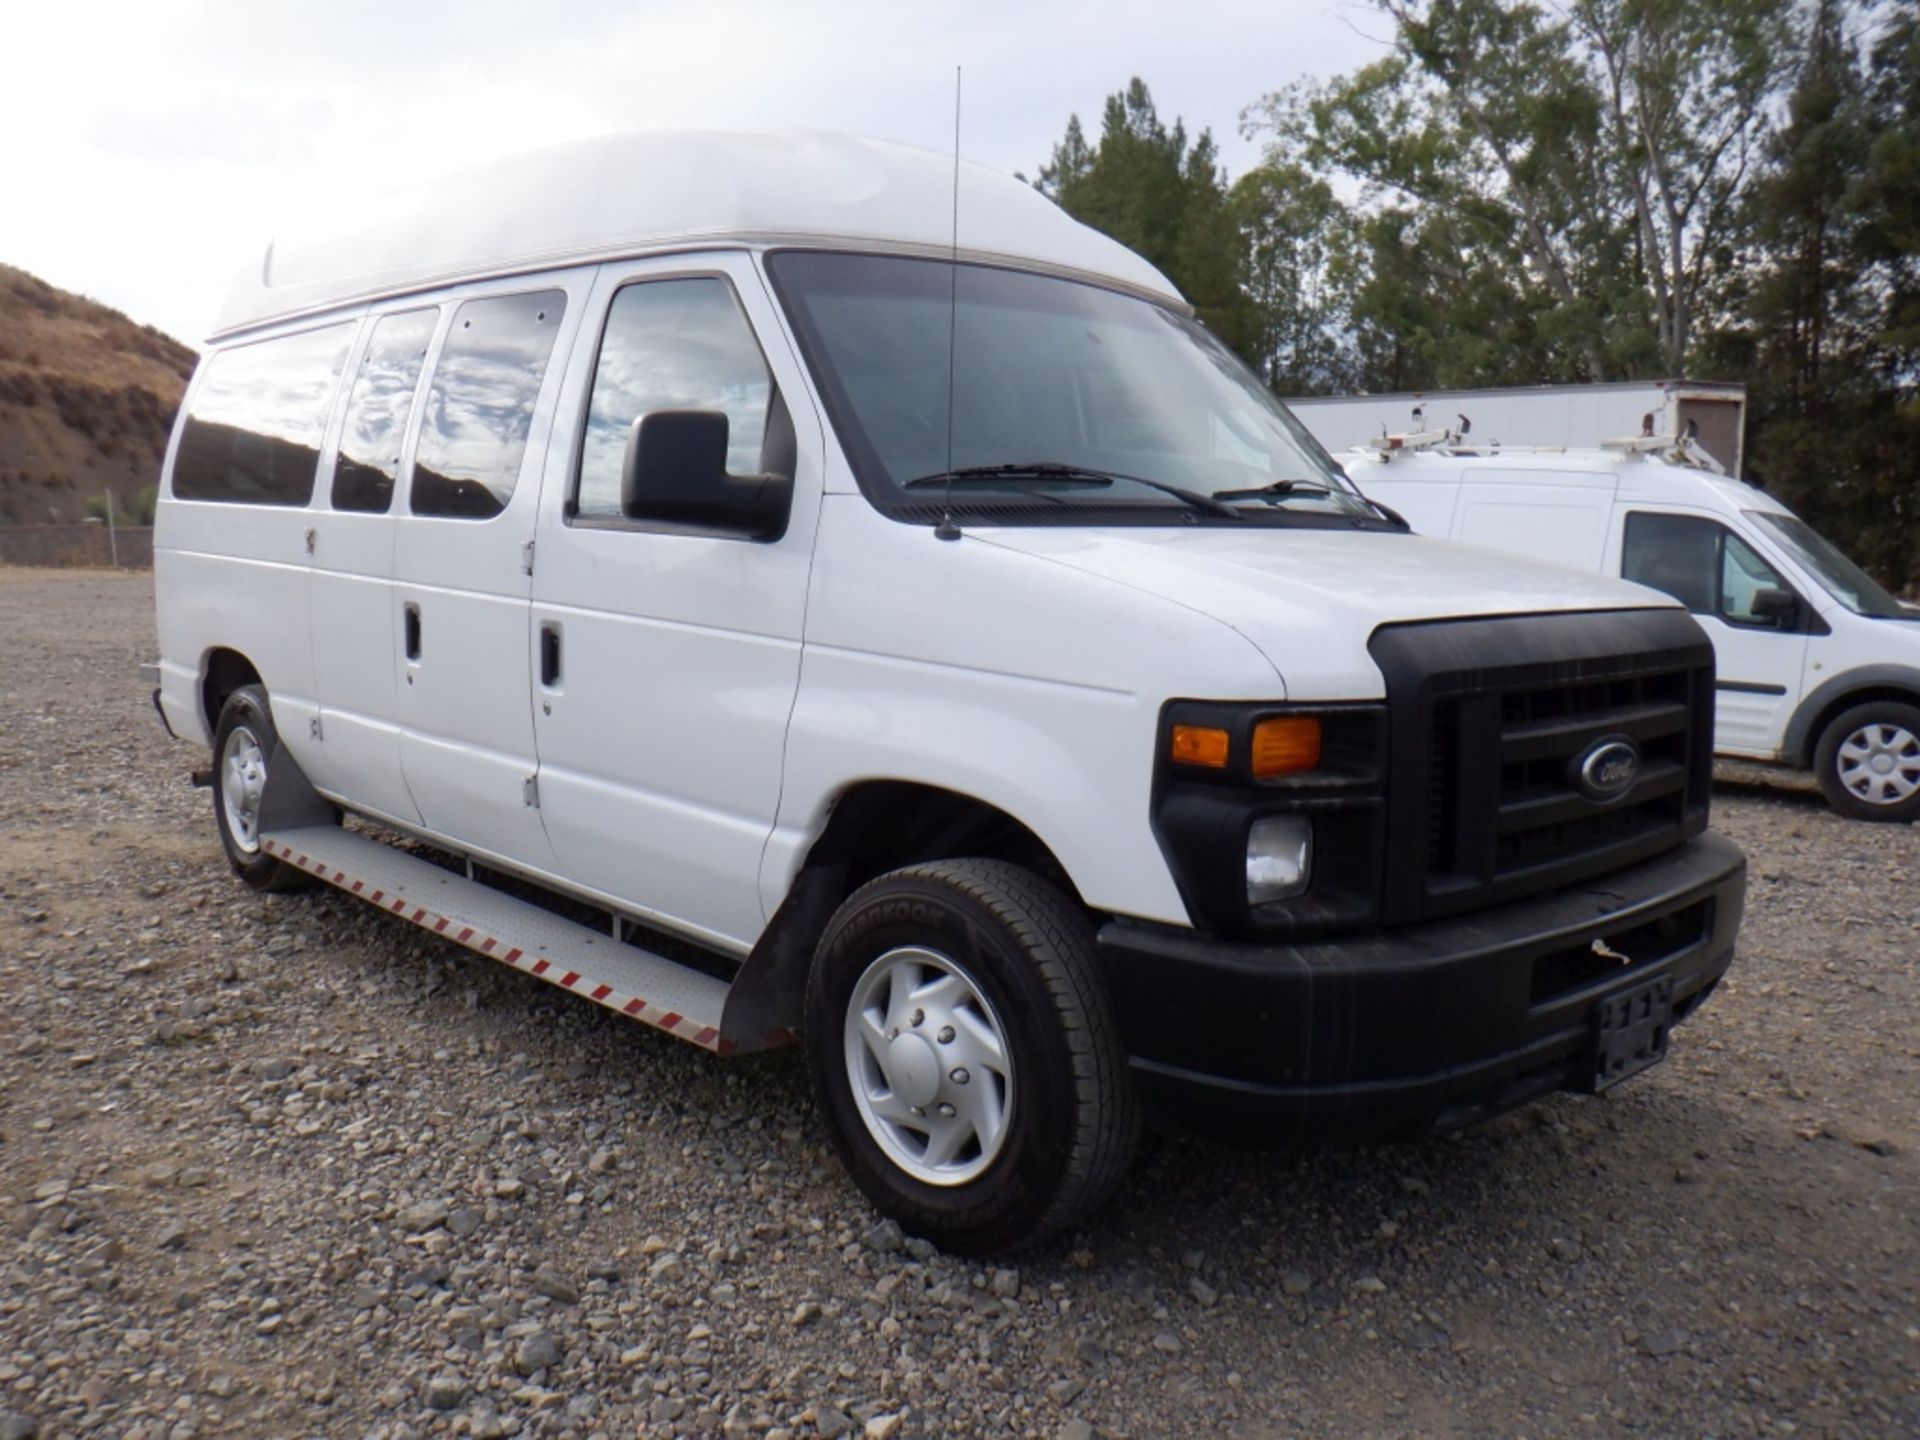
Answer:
1345, 438, 1920, 824
146, 131, 1746, 1251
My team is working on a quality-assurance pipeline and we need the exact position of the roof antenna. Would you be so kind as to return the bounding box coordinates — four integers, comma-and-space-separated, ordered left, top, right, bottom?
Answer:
935, 65, 964, 543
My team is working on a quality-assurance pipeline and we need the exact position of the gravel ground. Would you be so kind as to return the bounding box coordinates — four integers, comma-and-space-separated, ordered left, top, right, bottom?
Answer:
1, 568, 1915, 1440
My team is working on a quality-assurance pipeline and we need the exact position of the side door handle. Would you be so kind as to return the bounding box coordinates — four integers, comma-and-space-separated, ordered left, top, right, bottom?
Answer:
403, 603, 422, 661
539, 623, 561, 687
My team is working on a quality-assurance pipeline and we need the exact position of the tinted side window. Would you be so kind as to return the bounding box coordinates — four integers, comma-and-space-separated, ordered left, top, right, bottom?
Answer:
411, 291, 566, 520
332, 308, 437, 513
1623, 512, 1794, 627
1623, 512, 1720, 614
576, 278, 772, 520
172, 323, 354, 504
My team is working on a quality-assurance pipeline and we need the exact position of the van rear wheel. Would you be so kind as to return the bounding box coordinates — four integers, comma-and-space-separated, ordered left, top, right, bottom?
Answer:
805, 859, 1138, 1254
211, 684, 312, 891
1813, 700, 1920, 823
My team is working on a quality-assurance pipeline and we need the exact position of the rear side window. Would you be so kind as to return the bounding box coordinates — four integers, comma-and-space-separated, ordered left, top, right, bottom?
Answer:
575, 278, 772, 520
172, 323, 355, 504
410, 290, 566, 520
332, 308, 437, 513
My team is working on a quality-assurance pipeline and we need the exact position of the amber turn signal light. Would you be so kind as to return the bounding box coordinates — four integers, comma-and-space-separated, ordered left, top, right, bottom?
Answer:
1169, 724, 1230, 769
1251, 716, 1322, 777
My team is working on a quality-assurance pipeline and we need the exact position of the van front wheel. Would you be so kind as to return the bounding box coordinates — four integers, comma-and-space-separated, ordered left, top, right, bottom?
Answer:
805, 860, 1137, 1254
1813, 700, 1920, 823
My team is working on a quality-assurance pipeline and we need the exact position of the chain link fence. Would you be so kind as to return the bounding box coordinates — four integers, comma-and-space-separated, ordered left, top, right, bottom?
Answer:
0, 524, 154, 569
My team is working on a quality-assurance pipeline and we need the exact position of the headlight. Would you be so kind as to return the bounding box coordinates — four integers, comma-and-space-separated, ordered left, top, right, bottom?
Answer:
1247, 814, 1312, 904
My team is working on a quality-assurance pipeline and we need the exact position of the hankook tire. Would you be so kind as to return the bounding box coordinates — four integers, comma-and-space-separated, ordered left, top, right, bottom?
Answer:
805, 859, 1138, 1254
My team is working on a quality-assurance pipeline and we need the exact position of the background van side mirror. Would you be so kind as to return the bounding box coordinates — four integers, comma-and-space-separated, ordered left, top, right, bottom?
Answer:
621, 408, 792, 542
1751, 587, 1801, 627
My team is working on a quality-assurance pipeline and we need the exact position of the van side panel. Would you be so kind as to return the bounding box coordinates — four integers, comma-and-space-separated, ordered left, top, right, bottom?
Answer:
1453, 470, 1617, 573
153, 513, 318, 743
1349, 466, 1463, 540
303, 306, 441, 825
389, 276, 589, 873
767, 495, 1286, 929
154, 323, 357, 760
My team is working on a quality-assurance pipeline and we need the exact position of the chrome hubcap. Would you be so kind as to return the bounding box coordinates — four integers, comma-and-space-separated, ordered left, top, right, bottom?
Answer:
1837, 723, 1920, 806
220, 724, 268, 853
844, 946, 1013, 1186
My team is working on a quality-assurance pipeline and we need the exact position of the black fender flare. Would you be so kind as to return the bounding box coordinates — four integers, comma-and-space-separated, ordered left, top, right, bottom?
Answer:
1782, 664, 1920, 765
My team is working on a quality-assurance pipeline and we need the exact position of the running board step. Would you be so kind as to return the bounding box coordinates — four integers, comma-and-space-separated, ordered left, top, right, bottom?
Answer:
261, 827, 750, 1054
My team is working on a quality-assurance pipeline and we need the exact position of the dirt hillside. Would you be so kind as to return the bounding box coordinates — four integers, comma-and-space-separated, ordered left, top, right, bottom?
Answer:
0, 264, 196, 525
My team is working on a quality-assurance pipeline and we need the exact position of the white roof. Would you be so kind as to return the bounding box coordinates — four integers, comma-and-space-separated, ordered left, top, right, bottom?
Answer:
212, 129, 1184, 340
1341, 445, 1794, 514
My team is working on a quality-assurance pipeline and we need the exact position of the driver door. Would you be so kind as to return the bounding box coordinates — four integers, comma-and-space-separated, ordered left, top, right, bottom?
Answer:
526, 254, 824, 952
1619, 509, 1810, 757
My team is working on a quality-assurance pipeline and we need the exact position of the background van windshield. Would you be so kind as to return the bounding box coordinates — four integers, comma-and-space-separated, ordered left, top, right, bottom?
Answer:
768, 251, 1370, 521
1748, 511, 1909, 619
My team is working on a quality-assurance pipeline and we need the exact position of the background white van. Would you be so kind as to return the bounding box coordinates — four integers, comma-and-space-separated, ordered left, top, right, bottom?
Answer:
1344, 443, 1920, 822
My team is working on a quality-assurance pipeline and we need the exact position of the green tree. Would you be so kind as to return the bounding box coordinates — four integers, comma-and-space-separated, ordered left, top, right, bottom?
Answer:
128, 483, 159, 527
1245, 0, 1788, 381
1722, 2, 1920, 591
1038, 79, 1258, 355
1229, 161, 1356, 393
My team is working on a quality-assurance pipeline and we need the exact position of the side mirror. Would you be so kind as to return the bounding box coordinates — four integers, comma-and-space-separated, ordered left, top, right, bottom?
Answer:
620, 408, 792, 542
1750, 588, 1800, 627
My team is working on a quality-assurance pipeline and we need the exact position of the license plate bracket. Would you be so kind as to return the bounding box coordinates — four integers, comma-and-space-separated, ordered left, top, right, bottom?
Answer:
1589, 974, 1674, 1092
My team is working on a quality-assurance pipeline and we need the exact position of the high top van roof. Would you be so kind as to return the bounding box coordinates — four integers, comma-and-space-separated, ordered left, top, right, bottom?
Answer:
211, 129, 1185, 342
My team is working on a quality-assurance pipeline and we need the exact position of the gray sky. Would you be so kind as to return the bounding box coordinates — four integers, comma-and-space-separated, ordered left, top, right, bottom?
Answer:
2, 0, 1386, 346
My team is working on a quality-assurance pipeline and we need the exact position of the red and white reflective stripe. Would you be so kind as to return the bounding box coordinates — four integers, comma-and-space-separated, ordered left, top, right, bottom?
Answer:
261, 837, 741, 1055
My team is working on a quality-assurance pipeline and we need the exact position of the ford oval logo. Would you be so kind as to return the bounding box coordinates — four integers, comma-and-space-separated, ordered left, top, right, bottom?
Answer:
1572, 735, 1641, 803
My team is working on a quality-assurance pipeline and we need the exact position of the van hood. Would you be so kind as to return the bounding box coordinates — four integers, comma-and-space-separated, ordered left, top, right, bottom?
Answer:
975, 526, 1679, 699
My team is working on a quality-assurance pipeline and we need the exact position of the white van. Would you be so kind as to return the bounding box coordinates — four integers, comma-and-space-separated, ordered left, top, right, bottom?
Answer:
147, 131, 1746, 1251
1344, 441, 1920, 823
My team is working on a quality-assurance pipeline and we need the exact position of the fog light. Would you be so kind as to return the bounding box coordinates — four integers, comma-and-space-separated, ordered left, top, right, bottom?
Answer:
1247, 815, 1312, 904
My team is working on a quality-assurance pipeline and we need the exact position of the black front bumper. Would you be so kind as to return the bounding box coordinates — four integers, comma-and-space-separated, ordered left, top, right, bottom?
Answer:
1095, 831, 1746, 1144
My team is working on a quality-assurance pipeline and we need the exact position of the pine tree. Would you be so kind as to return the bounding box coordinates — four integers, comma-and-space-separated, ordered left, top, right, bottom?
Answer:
1035, 80, 1256, 359
1727, 0, 1920, 591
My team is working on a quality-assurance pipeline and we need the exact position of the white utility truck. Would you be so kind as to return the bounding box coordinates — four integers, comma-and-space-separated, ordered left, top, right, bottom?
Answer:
1344, 436, 1920, 822
145, 131, 1746, 1251
1290, 380, 1748, 478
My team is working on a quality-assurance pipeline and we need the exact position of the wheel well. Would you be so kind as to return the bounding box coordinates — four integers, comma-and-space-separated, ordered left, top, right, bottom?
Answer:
803, 781, 1077, 901
201, 648, 261, 739
1801, 687, 1920, 765
741, 782, 1082, 1002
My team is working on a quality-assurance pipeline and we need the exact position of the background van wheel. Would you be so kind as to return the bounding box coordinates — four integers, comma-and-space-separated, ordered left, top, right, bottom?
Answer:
1813, 701, 1920, 823
211, 684, 311, 891
805, 859, 1138, 1255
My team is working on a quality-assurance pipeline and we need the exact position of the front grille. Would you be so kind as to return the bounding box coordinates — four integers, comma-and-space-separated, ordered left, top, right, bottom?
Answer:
1488, 668, 1691, 877
1371, 609, 1715, 925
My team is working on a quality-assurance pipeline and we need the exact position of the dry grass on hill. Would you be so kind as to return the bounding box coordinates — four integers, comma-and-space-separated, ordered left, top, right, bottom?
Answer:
0, 264, 195, 525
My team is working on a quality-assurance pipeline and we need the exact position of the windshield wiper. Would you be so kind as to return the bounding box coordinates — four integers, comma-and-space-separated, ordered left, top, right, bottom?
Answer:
1211, 477, 1409, 529
1210, 478, 1333, 503
904, 463, 1242, 520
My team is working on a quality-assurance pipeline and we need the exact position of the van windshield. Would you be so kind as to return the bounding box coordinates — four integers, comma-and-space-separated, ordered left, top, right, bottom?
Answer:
766, 251, 1382, 526
1746, 511, 1911, 619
